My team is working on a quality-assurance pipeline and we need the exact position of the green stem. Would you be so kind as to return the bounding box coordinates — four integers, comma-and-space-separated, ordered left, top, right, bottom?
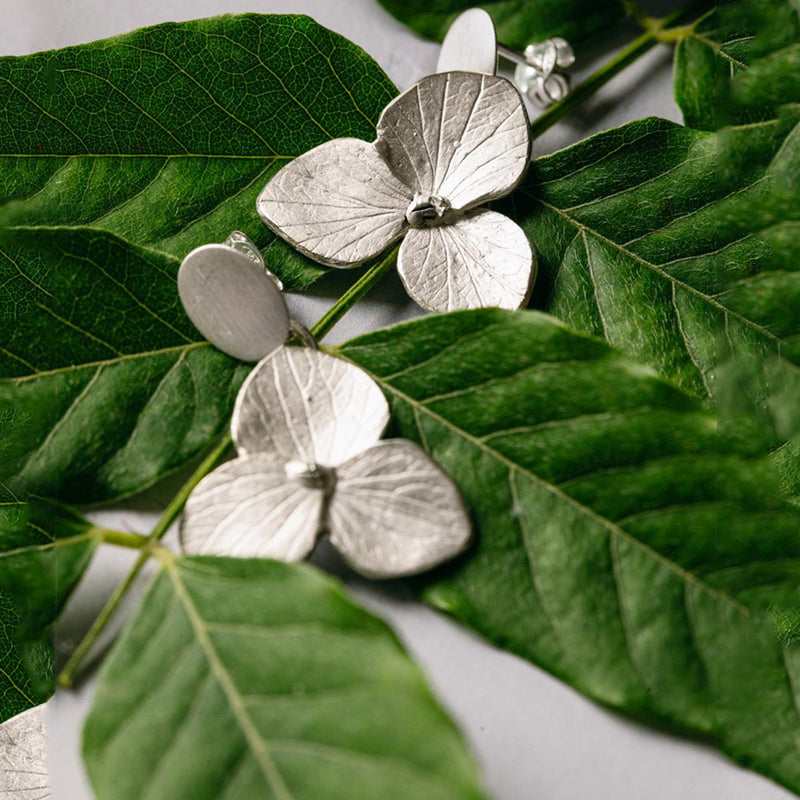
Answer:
97, 529, 150, 550
530, 2, 710, 141
310, 246, 400, 341
57, 433, 232, 688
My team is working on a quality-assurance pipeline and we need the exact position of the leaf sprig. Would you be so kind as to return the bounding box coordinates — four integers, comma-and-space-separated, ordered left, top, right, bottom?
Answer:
1, 2, 799, 799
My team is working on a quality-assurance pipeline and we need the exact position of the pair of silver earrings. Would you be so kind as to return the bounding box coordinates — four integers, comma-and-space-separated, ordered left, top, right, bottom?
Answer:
177, 11, 575, 579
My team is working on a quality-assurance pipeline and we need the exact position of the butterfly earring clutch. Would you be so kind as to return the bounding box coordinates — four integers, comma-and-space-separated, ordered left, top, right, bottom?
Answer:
177, 233, 471, 578
257, 70, 535, 313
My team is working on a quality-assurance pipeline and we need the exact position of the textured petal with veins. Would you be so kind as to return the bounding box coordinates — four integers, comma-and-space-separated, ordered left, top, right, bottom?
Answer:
257, 137, 410, 266
377, 72, 530, 210
398, 209, 534, 312
181, 453, 324, 560
232, 347, 390, 467
329, 440, 471, 578
0, 708, 50, 800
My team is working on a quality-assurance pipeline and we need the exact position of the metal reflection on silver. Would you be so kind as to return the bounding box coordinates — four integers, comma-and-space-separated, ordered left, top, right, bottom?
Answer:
181, 347, 471, 578
178, 232, 289, 362
437, 8, 575, 107
0, 708, 50, 800
257, 70, 535, 313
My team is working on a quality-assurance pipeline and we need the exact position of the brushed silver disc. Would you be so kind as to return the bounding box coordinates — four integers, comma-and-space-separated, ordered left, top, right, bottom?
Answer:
436, 8, 498, 76
178, 243, 290, 362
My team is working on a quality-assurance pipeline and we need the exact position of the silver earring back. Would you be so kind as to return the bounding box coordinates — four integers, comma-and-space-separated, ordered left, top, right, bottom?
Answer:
436, 9, 574, 107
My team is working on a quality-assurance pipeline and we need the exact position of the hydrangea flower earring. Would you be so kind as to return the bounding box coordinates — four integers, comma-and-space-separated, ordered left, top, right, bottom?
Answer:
177, 233, 471, 578
258, 70, 535, 313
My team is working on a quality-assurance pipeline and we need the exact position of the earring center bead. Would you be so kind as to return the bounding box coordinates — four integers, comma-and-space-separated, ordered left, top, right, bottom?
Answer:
406, 193, 453, 228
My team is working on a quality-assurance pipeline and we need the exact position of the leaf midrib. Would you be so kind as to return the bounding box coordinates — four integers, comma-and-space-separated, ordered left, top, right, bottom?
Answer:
6, 341, 208, 384
366, 369, 752, 619
529, 192, 783, 348
164, 560, 295, 800
0, 528, 98, 560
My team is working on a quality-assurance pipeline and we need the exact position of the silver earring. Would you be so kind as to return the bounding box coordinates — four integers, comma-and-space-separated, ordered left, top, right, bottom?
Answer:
257, 70, 536, 314
176, 236, 472, 578
436, 9, 575, 107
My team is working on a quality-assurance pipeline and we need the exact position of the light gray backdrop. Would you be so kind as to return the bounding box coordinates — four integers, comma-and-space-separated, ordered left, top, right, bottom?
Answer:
1, 1, 793, 798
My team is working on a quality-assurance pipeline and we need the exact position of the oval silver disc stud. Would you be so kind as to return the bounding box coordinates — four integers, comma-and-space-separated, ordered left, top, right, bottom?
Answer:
178, 239, 290, 362
436, 8, 497, 76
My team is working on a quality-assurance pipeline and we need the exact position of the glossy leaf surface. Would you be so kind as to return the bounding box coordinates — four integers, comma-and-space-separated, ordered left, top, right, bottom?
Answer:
0, 14, 398, 291
510, 114, 800, 438
0, 227, 249, 503
674, 0, 800, 130
340, 309, 800, 794
84, 556, 487, 800
0, 489, 96, 722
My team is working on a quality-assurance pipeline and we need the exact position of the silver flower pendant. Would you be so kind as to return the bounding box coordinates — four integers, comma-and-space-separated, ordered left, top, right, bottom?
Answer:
258, 71, 535, 313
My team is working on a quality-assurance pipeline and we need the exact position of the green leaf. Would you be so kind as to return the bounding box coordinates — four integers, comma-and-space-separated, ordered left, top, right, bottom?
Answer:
0, 226, 249, 503
0, 487, 97, 723
0, 13, 397, 291
507, 114, 800, 427
375, 0, 625, 50
84, 556, 487, 800
339, 309, 800, 794
674, 0, 800, 130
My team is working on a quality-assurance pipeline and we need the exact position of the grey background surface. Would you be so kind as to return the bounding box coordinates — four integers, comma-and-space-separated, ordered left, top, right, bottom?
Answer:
0, 1, 794, 798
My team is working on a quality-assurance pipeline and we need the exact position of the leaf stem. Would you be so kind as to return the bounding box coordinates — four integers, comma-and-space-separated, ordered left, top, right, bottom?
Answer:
529, 1, 711, 141
310, 246, 400, 341
57, 432, 232, 688
97, 529, 150, 550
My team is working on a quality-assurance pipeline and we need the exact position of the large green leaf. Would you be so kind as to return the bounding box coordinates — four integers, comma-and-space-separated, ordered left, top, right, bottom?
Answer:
0, 226, 248, 503
507, 113, 800, 437
84, 556, 487, 800
674, 0, 800, 130
340, 309, 800, 794
0, 487, 97, 723
0, 14, 397, 291
375, 0, 625, 50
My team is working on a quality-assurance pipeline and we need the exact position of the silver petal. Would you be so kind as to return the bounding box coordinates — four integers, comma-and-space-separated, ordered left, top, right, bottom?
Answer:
328, 440, 471, 579
397, 209, 535, 312
232, 347, 389, 467
178, 243, 289, 362
436, 8, 498, 76
257, 138, 411, 267
181, 453, 323, 560
0, 707, 50, 800
376, 72, 530, 210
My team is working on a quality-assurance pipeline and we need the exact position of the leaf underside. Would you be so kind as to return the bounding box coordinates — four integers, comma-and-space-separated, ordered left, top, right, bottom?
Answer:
341, 309, 800, 794
84, 557, 487, 800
